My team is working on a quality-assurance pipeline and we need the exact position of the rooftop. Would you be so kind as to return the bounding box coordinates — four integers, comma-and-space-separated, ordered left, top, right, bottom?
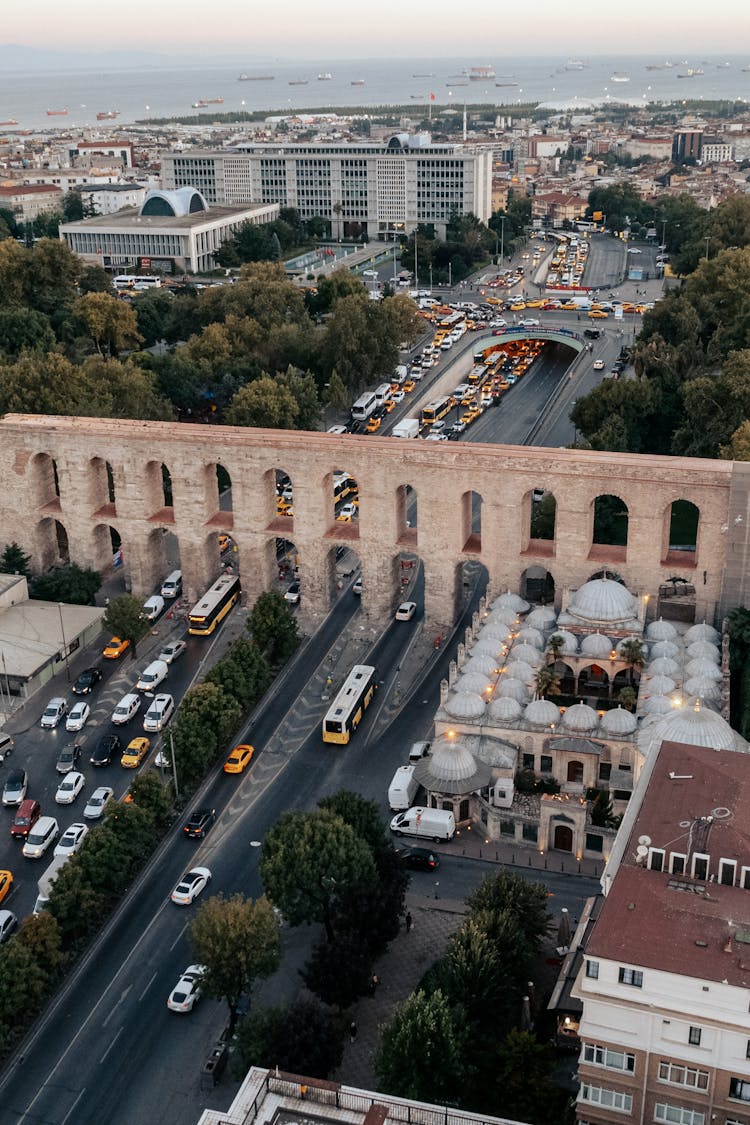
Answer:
587, 739, 750, 987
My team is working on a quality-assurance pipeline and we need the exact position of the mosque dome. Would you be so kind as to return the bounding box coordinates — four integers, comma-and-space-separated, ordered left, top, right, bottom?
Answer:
413, 736, 493, 794
580, 632, 614, 658
524, 699, 562, 727
493, 591, 530, 613
600, 706, 638, 734
645, 674, 677, 696
641, 695, 675, 715
487, 608, 520, 628
525, 607, 557, 629
511, 644, 543, 667
444, 691, 486, 719
471, 637, 506, 658
462, 654, 498, 677
566, 578, 638, 625
561, 702, 599, 732
505, 660, 537, 685
457, 672, 492, 695
516, 627, 545, 649
649, 640, 680, 661
481, 620, 513, 641
497, 677, 530, 702
547, 630, 578, 655
638, 699, 746, 755
646, 656, 680, 678
685, 659, 721, 681
684, 622, 720, 644
489, 696, 523, 722
646, 618, 678, 641
684, 677, 721, 701
686, 641, 720, 663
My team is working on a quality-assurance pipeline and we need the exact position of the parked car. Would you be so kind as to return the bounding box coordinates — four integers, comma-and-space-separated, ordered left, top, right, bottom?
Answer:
40, 697, 67, 729
2, 769, 28, 807
84, 787, 114, 820
167, 965, 206, 1012
72, 667, 102, 696
395, 846, 440, 871
284, 581, 301, 605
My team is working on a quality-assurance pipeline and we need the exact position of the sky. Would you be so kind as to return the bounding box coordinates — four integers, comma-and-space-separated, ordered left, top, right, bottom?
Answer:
4, 0, 750, 57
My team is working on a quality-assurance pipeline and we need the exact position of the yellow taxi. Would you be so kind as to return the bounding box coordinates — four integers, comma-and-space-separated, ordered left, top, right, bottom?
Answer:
103, 635, 130, 660
402, 380, 416, 394
0, 869, 12, 906
121, 737, 151, 769
365, 415, 381, 434
383, 397, 396, 413
560, 302, 580, 311
462, 407, 481, 425
588, 309, 609, 319
219, 533, 232, 552
509, 301, 526, 311
485, 296, 504, 307
276, 496, 291, 514
525, 299, 545, 308
224, 744, 255, 774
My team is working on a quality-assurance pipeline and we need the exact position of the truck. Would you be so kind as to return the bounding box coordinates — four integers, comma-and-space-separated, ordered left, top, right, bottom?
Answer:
388, 765, 419, 811
393, 364, 409, 384
390, 806, 456, 842
392, 418, 420, 439
33, 853, 69, 915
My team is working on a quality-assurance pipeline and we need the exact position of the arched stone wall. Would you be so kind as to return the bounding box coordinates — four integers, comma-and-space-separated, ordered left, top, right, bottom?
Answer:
1, 415, 742, 626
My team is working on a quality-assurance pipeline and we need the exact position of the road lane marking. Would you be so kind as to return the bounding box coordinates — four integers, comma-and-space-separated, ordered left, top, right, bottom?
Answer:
102, 985, 131, 1026
139, 971, 157, 1001
61, 1088, 87, 1125
169, 921, 188, 951
99, 1025, 122, 1064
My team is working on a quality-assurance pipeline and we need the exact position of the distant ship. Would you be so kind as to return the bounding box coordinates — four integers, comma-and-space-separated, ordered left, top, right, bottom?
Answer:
46, 108, 68, 116
0, 119, 18, 126
351, 79, 365, 86
289, 79, 309, 86
412, 73, 434, 78
192, 97, 224, 107
238, 74, 274, 81
743, 64, 750, 72
96, 110, 119, 120
677, 68, 704, 78
717, 61, 731, 68
495, 81, 518, 87
466, 64, 495, 81
610, 73, 630, 83
565, 59, 586, 70
317, 72, 333, 80
447, 80, 468, 87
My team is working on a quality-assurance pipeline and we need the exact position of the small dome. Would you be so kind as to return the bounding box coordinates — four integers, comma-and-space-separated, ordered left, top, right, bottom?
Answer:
444, 691, 487, 719
429, 737, 481, 782
638, 699, 746, 755
472, 637, 506, 658
487, 607, 520, 627
600, 706, 638, 734
641, 695, 675, 715
580, 632, 613, 658
685, 658, 721, 681
649, 640, 680, 661
562, 702, 599, 732
489, 696, 523, 721
684, 677, 721, 701
547, 630, 578, 655
686, 641, 720, 663
567, 578, 638, 624
516, 627, 545, 649
482, 620, 513, 641
463, 654, 498, 677
505, 660, 536, 684
647, 656, 680, 677
646, 617, 678, 641
645, 674, 677, 696
457, 672, 491, 695
524, 698, 562, 727
526, 607, 557, 629
511, 643, 543, 667
684, 622, 720, 644
493, 591, 530, 613
497, 677, 530, 702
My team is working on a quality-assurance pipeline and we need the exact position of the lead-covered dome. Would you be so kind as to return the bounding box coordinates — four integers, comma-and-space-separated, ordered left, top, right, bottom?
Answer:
444, 691, 486, 719
472, 636, 506, 658
580, 632, 613, 658
524, 699, 562, 727
486, 608, 520, 628
526, 607, 557, 629
641, 695, 675, 715
566, 578, 638, 625
493, 591, 530, 613
516, 627, 545, 649
684, 677, 721, 701
463, 654, 498, 677
645, 674, 677, 696
685, 658, 721, 681
504, 660, 536, 685
414, 735, 493, 793
547, 630, 578, 655
600, 706, 638, 734
686, 641, 720, 663
489, 695, 523, 721
457, 672, 492, 695
511, 644, 543, 667
562, 702, 599, 732
684, 622, 720, 644
647, 656, 680, 678
638, 700, 747, 755
497, 677, 530, 702
649, 639, 680, 661
646, 617, 678, 641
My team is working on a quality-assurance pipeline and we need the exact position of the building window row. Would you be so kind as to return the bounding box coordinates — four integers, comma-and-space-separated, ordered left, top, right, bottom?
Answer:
579, 1084, 633, 1112
654, 1102, 705, 1125
618, 966, 643, 988
583, 1043, 635, 1072
658, 1061, 709, 1090
730, 1078, 750, 1103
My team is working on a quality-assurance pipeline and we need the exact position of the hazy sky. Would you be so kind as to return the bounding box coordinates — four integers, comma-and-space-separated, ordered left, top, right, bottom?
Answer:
5, 0, 750, 56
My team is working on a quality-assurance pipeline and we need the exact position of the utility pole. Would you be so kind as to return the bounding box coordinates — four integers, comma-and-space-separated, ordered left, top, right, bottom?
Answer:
414, 229, 418, 291
500, 214, 506, 265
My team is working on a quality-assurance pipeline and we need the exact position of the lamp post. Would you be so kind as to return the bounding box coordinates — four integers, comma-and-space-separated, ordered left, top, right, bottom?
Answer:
57, 602, 70, 682
660, 218, 667, 250
500, 214, 506, 265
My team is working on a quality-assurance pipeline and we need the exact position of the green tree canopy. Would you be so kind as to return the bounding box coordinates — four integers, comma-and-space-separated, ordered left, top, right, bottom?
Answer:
225, 375, 300, 429
0, 541, 31, 577
102, 594, 150, 654
248, 590, 299, 666
235, 998, 344, 1079
29, 563, 101, 604
375, 989, 469, 1104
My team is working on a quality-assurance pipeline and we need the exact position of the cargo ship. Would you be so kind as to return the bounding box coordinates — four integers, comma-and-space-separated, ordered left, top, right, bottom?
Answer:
46, 108, 68, 116
466, 64, 495, 81
96, 110, 119, 120
0, 119, 18, 126
238, 73, 274, 81
192, 97, 224, 107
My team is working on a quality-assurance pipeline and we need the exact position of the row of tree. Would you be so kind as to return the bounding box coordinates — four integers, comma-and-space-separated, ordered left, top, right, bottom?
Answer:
0, 542, 102, 604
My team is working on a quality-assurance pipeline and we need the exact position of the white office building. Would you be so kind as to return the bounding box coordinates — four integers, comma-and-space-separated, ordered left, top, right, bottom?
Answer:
162, 134, 493, 240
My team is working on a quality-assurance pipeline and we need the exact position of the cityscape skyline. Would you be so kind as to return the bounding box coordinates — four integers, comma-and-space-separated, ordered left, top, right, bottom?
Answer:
4, 0, 750, 58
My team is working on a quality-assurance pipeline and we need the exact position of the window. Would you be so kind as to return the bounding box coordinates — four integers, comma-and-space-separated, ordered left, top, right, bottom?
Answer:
618, 967, 643, 988
586, 959, 599, 979
522, 823, 538, 842
720, 860, 737, 887
670, 853, 686, 875
692, 854, 709, 881
522, 753, 535, 770
741, 866, 750, 890
583, 1043, 635, 1072
540, 754, 553, 773
579, 1084, 632, 1112
658, 1061, 709, 1090
586, 833, 604, 854
730, 1077, 750, 1103
599, 762, 612, 781
654, 1104, 705, 1125
649, 848, 665, 872
689, 1027, 702, 1047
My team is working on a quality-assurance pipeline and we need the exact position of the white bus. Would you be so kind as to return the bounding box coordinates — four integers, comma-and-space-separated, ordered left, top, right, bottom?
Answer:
188, 574, 241, 636
322, 664, 378, 744
351, 391, 378, 421
113, 275, 162, 291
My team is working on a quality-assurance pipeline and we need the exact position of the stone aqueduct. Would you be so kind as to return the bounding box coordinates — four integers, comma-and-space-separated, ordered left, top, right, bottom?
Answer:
3, 413, 750, 629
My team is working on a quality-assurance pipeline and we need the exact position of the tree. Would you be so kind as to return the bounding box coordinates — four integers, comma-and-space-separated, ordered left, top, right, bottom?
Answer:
23, 238, 81, 316
260, 809, 377, 942
300, 933, 374, 1008
618, 638, 645, 684
16, 912, 65, 980
79, 264, 112, 294
325, 368, 349, 413
125, 770, 174, 826
29, 563, 101, 604
617, 685, 637, 711
0, 306, 55, 358
375, 990, 469, 1104
0, 934, 51, 1054
190, 894, 281, 1035
171, 681, 241, 788
235, 998, 344, 1079
721, 420, 750, 461
672, 352, 750, 457
248, 590, 299, 666
467, 870, 549, 954
317, 790, 391, 859
225, 375, 300, 429
207, 636, 271, 711
62, 192, 84, 222
534, 664, 561, 698
422, 917, 513, 1041
492, 1029, 557, 1123
102, 594, 150, 656
73, 292, 143, 357
0, 541, 31, 577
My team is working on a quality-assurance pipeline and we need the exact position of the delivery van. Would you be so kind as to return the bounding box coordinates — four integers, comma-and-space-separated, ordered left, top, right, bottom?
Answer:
390, 806, 456, 842
160, 570, 182, 599
135, 659, 169, 694
388, 765, 419, 811
408, 740, 431, 763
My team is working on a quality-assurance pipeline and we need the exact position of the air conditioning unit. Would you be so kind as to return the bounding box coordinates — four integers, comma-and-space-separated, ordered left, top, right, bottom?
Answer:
492, 778, 514, 809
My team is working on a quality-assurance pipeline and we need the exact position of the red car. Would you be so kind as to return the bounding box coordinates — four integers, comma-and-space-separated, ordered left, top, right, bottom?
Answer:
11, 798, 41, 839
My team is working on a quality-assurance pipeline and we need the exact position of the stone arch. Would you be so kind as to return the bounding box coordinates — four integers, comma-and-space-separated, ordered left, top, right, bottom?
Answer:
89, 456, 117, 517
590, 493, 629, 562
553, 823, 574, 852
326, 542, 362, 605
520, 565, 555, 605
144, 460, 174, 522
461, 489, 482, 554
392, 549, 421, 609
577, 660, 612, 700
91, 522, 123, 574
328, 468, 359, 543
566, 760, 584, 784
266, 468, 295, 535
525, 487, 557, 554
35, 516, 69, 571
202, 461, 234, 531
663, 499, 700, 566
587, 568, 626, 585
551, 659, 576, 695
30, 451, 60, 509
396, 483, 418, 548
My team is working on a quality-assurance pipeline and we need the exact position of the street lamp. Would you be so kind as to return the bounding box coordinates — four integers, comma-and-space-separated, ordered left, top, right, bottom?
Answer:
660, 218, 667, 250
57, 602, 71, 682
500, 214, 506, 265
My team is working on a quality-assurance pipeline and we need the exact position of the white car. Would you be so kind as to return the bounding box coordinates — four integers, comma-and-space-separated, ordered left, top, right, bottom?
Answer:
167, 964, 206, 1012
65, 701, 90, 732
627, 247, 642, 254
41, 697, 67, 729
143, 693, 175, 733
0, 910, 18, 944
55, 771, 85, 805
54, 822, 89, 857
424, 433, 449, 442
158, 640, 187, 665
338, 502, 357, 521
112, 692, 141, 725
22, 816, 59, 859
395, 601, 417, 621
170, 867, 212, 906
141, 595, 165, 622
593, 359, 605, 370
84, 786, 114, 820
390, 390, 405, 403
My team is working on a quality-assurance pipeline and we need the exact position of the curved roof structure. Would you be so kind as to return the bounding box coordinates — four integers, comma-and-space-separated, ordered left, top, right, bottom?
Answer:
488, 695, 523, 722
516, 627, 545, 649
566, 578, 638, 626
511, 643, 543, 667
561, 702, 599, 732
580, 632, 614, 658
646, 617, 678, 641
413, 736, 493, 794
637, 699, 747, 756
504, 659, 536, 684
649, 640, 681, 661
496, 677, 530, 702
462, 654, 498, 677
525, 606, 557, 629
444, 691, 486, 719
140, 187, 208, 217
524, 698, 562, 727
600, 706, 638, 734
457, 672, 492, 695
548, 630, 579, 655
684, 622, 720, 644
686, 641, 720, 663
492, 591, 530, 613
685, 658, 722, 681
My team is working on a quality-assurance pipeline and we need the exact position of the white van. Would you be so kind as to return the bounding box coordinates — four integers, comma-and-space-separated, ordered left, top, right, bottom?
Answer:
160, 570, 182, 599
135, 660, 169, 694
388, 765, 419, 811
390, 806, 456, 842
408, 740, 431, 763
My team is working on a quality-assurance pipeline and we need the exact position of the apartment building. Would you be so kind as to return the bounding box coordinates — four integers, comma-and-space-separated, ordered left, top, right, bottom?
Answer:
0, 181, 62, 222
572, 737, 750, 1125
162, 133, 493, 240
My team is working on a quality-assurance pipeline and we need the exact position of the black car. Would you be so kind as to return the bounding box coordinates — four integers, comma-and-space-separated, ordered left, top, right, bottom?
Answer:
72, 667, 103, 696
184, 808, 216, 839
395, 847, 440, 872
91, 734, 121, 766
583, 327, 602, 340
56, 743, 81, 774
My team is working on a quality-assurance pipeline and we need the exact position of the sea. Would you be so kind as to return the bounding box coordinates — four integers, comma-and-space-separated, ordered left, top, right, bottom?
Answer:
2, 54, 750, 132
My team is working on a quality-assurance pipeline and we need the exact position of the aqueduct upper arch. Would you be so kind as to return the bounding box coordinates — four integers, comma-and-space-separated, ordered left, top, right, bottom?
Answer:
3, 414, 748, 629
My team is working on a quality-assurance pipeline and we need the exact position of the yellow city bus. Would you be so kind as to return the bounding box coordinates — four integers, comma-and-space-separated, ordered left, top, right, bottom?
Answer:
420, 396, 455, 426
188, 574, 241, 635
322, 664, 378, 744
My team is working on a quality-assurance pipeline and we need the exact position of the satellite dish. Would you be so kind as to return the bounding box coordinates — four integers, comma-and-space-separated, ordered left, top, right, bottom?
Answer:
635, 845, 649, 863
638, 834, 652, 847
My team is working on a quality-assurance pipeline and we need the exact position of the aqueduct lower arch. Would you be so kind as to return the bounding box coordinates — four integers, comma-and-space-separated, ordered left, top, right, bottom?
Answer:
3, 414, 749, 629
